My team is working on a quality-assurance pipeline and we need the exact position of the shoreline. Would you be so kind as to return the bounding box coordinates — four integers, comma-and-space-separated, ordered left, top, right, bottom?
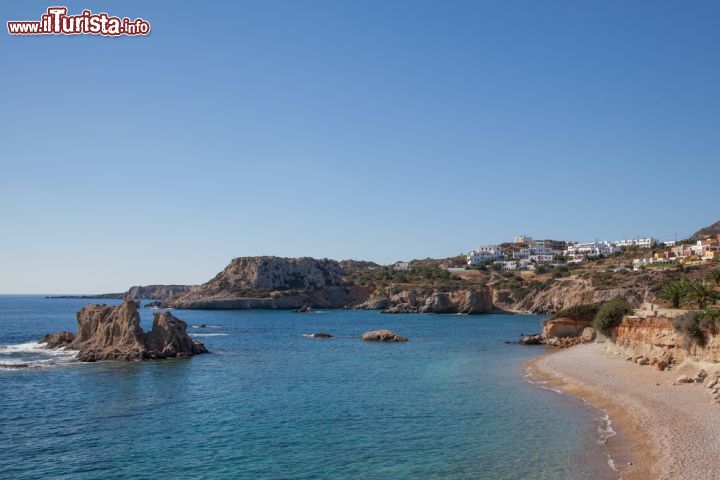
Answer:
528, 343, 720, 480
527, 349, 657, 480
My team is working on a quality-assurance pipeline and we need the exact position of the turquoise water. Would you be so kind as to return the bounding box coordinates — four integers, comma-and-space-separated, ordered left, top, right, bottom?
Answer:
0, 296, 616, 479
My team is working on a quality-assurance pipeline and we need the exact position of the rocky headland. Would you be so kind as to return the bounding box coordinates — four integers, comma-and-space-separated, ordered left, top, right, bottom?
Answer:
159, 256, 371, 310
60, 250, 717, 319
40, 300, 208, 361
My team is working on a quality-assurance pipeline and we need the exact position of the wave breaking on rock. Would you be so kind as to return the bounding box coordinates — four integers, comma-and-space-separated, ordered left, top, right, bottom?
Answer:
40, 300, 209, 362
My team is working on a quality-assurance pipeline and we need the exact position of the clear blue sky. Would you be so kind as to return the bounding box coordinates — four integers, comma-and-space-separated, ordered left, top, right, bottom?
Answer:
1, 0, 718, 293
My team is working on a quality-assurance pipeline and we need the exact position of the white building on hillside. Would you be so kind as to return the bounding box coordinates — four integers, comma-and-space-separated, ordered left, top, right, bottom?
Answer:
392, 261, 410, 271
513, 246, 561, 262
467, 245, 504, 265
565, 241, 619, 260
514, 235, 533, 244
494, 260, 532, 271
529, 254, 556, 263
615, 237, 658, 249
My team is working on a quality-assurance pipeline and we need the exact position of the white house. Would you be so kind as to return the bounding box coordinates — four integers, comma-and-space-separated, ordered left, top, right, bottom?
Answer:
565, 241, 619, 259
529, 254, 556, 263
494, 260, 532, 271
513, 246, 561, 262
514, 235, 533, 244
615, 237, 658, 249
467, 245, 504, 265
392, 261, 410, 271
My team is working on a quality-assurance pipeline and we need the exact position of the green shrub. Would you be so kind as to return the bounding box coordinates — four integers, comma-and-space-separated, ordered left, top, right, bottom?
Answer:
534, 264, 549, 274
510, 287, 528, 303
550, 302, 601, 320
593, 298, 633, 337
672, 309, 720, 347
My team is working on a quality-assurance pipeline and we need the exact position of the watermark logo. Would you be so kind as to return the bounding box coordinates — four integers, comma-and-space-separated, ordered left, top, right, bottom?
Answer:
7, 6, 150, 36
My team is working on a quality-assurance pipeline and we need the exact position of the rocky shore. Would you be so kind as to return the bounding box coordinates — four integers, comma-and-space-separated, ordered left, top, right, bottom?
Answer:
355, 288, 494, 314
41, 300, 208, 361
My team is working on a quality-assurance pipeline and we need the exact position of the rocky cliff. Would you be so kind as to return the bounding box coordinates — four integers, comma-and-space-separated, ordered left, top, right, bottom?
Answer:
354, 287, 494, 314
607, 314, 720, 365
162, 256, 370, 310
496, 275, 653, 314
41, 300, 208, 361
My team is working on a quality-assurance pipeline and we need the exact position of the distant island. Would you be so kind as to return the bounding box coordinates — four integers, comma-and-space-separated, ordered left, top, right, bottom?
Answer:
47, 285, 194, 301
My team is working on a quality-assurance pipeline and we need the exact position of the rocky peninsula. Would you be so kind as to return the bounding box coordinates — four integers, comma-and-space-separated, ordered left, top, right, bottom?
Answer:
41, 300, 208, 361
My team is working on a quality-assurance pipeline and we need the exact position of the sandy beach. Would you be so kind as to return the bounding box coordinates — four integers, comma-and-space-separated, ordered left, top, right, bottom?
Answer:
529, 343, 720, 480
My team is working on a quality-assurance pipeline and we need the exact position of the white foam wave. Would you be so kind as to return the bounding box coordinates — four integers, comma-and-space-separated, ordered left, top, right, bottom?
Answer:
190, 333, 228, 337
607, 455, 618, 472
0, 341, 78, 371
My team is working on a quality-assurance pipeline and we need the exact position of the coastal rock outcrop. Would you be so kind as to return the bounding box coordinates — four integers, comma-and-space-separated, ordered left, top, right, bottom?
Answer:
358, 288, 494, 314
606, 315, 687, 364
497, 275, 651, 315
41, 300, 208, 362
40, 331, 75, 348
162, 256, 372, 310
520, 311, 597, 348
361, 330, 408, 342
543, 317, 594, 338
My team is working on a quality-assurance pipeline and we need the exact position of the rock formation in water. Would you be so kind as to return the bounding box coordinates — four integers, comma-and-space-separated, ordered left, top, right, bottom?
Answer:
40, 300, 208, 362
306, 333, 333, 339
40, 331, 75, 348
361, 330, 408, 342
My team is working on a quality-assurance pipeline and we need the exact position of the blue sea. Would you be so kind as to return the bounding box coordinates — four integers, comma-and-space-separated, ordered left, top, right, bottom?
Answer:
0, 296, 618, 479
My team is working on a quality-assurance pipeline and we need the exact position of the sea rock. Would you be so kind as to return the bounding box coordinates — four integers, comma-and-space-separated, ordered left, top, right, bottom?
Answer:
295, 305, 313, 313
361, 330, 408, 342
144, 311, 209, 359
695, 369, 708, 383
520, 334, 543, 345
306, 333, 333, 339
39, 331, 75, 348
42, 300, 208, 362
675, 375, 694, 385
